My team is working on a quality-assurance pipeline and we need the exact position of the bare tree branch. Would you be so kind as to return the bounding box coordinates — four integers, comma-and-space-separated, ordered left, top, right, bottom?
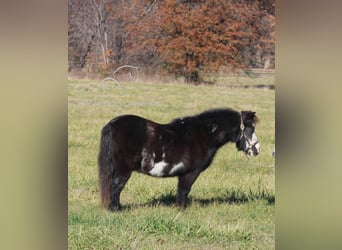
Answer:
112, 65, 139, 78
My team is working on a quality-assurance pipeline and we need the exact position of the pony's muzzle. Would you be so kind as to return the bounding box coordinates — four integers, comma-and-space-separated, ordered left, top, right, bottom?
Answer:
247, 142, 260, 156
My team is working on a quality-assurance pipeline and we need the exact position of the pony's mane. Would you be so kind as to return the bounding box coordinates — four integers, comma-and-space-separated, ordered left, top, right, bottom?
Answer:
169, 108, 238, 125
196, 108, 238, 120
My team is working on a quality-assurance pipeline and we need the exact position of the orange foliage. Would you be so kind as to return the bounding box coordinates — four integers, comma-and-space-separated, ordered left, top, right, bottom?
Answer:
123, 0, 275, 83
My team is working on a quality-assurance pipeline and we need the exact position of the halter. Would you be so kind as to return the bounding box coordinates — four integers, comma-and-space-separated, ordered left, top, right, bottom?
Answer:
237, 112, 258, 153
236, 112, 245, 142
240, 112, 245, 131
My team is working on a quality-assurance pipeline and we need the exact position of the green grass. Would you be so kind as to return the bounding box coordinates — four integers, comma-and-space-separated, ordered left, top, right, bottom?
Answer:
68, 78, 275, 249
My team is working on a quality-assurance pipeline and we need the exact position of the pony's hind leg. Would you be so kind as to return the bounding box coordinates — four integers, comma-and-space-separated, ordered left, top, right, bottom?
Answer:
109, 174, 131, 211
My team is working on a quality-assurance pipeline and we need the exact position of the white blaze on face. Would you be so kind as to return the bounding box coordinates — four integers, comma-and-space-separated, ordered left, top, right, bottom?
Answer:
254, 138, 261, 153
247, 131, 260, 156
251, 132, 258, 144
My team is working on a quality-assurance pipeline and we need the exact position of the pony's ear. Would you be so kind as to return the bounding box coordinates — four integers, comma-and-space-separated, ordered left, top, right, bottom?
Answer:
253, 113, 259, 124
242, 111, 259, 124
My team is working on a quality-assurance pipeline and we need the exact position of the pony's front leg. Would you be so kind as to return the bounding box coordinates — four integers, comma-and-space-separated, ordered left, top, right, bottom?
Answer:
109, 174, 131, 211
176, 171, 201, 208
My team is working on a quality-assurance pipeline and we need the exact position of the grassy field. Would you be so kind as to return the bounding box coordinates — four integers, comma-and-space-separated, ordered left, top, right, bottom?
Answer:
68, 77, 275, 249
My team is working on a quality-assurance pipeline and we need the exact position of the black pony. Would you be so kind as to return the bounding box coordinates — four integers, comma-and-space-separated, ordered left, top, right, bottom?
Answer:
98, 108, 260, 211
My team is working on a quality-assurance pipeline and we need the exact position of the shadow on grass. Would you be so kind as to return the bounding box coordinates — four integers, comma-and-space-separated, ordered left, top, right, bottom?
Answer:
139, 188, 275, 209
194, 190, 275, 206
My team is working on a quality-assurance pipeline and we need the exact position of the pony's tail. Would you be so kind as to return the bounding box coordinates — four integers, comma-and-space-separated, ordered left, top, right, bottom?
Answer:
98, 124, 115, 209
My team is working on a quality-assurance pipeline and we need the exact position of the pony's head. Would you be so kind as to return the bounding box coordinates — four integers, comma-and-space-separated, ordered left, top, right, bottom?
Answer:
236, 111, 260, 156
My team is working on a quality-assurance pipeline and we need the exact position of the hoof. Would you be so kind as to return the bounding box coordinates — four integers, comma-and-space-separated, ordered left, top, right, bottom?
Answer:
109, 204, 121, 211
176, 202, 187, 210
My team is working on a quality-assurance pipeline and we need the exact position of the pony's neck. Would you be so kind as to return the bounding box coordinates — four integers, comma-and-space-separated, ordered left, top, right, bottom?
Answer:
212, 117, 241, 148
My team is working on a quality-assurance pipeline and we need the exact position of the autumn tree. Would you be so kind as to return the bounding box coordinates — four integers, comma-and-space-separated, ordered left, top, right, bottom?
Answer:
153, 0, 246, 83
226, 0, 275, 68
68, 0, 275, 81
124, 0, 274, 83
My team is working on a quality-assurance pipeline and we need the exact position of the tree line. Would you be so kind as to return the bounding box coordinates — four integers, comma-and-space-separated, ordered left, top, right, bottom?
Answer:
68, 0, 275, 83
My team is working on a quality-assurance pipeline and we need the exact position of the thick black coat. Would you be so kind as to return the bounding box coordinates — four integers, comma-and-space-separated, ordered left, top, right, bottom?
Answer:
98, 108, 259, 211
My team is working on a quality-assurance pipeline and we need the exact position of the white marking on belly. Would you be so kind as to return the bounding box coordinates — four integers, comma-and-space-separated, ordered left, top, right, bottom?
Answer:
169, 162, 184, 175
149, 161, 168, 177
